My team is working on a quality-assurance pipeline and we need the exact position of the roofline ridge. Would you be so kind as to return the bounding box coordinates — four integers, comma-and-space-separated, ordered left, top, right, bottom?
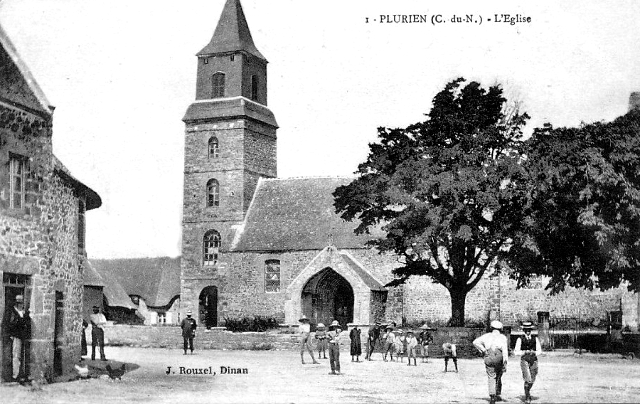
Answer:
0, 23, 54, 115
339, 250, 387, 289
229, 177, 265, 250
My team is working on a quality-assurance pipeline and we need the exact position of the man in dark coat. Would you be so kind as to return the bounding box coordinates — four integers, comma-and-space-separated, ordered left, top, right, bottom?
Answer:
7, 294, 30, 381
180, 310, 197, 354
366, 322, 381, 361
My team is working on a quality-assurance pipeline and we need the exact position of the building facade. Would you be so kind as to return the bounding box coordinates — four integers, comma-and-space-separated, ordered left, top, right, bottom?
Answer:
180, 0, 639, 332
0, 24, 101, 382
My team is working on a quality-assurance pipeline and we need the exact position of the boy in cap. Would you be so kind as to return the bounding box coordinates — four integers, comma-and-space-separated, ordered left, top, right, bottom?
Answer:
442, 342, 458, 372
405, 331, 419, 366
327, 320, 343, 374
8, 294, 30, 381
180, 309, 197, 355
382, 325, 396, 362
315, 323, 328, 359
473, 320, 509, 404
514, 321, 542, 403
298, 315, 319, 364
90, 305, 108, 361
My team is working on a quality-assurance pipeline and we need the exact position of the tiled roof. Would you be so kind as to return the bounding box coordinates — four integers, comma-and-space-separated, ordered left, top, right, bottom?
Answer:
0, 22, 53, 117
91, 257, 181, 308
232, 177, 384, 252
197, 0, 266, 61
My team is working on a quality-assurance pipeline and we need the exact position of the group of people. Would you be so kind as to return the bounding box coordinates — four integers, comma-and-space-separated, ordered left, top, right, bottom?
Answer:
299, 316, 542, 404
473, 320, 542, 404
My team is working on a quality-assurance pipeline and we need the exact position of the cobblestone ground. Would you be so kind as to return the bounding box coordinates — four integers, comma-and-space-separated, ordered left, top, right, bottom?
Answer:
1, 348, 639, 403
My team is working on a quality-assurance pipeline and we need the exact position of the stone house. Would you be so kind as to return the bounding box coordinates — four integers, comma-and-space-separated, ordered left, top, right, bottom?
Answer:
180, 0, 639, 333
0, 23, 101, 382
92, 257, 181, 325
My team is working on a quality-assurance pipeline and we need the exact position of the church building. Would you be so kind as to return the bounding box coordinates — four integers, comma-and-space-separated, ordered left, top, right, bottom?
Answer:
180, 0, 639, 332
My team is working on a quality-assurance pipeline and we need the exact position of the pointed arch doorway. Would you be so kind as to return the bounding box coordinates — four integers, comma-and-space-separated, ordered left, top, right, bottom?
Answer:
301, 267, 353, 329
199, 286, 218, 329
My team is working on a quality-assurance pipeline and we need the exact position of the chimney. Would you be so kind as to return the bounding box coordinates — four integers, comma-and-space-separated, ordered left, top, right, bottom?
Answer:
630, 92, 640, 112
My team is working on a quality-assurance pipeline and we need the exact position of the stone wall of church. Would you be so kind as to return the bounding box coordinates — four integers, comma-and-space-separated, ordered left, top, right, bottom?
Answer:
182, 237, 637, 330
0, 101, 86, 382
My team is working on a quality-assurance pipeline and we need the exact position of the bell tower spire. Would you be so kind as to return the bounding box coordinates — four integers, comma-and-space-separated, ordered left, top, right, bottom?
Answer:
193, 0, 269, 104
181, 0, 277, 323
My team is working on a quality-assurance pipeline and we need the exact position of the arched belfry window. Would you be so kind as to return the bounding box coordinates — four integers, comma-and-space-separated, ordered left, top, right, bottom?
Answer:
207, 179, 220, 207
251, 75, 259, 101
208, 137, 219, 158
203, 230, 221, 266
212, 72, 225, 98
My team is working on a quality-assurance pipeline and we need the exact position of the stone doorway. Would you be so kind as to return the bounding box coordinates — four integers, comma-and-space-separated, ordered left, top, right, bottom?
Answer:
199, 286, 218, 329
2, 273, 30, 382
301, 267, 353, 329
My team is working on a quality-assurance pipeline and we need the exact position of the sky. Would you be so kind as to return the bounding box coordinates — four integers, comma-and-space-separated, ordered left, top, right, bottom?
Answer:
0, 0, 639, 259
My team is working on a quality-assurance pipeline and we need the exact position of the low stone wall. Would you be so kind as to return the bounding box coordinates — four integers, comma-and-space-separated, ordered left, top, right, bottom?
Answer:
102, 325, 299, 351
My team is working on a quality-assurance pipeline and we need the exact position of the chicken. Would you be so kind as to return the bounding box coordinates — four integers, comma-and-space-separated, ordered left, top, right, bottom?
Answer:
105, 364, 126, 380
74, 364, 90, 379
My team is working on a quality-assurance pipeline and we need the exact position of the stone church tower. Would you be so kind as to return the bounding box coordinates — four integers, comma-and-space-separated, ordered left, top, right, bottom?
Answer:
180, 0, 277, 325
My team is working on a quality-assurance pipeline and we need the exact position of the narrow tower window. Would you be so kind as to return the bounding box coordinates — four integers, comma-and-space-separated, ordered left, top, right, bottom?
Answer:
212, 72, 225, 98
208, 137, 219, 158
206, 179, 220, 207
251, 75, 259, 101
203, 230, 221, 266
265, 259, 281, 293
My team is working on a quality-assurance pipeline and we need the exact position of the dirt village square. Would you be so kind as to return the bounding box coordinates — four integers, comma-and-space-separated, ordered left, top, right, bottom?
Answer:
0, 344, 639, 404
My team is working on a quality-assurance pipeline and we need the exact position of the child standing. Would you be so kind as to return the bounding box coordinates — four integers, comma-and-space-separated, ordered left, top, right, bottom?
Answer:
405, 331, 418, 366
442, 342, 458, 372
315, 323, 328, 359
382, 326, 396, 362
327, 320, 343, 375
395, 329, 405, 362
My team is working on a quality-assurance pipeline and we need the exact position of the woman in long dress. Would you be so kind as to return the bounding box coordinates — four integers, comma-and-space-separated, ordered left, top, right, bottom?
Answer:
349, 325, 362, 362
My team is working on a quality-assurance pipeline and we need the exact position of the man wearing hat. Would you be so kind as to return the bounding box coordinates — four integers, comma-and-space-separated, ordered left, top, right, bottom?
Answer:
7, 294, 30, 381
327, 320, 343, 374
180, 310, 197, 355
298, 315, 319, 364
90, 305, 108, 361
473, 320, 509, 404
514, 321, 542, 403
418, 324, 434, 363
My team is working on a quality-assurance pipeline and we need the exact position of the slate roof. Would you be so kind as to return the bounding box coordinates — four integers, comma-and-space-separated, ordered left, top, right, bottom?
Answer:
82, 258, 104, 287
52, 156, 102, 211
91, 257, 181, 308
232, 177, 384, 252
198, 0, 266, 61
0, 22, 53, 117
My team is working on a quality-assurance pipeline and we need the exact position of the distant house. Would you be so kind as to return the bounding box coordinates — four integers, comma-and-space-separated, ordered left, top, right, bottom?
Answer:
92, 257, 181, 325
0, 23, 101, 382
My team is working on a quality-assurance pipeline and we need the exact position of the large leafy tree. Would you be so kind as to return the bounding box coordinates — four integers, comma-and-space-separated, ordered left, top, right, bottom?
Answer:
507, 109, 640, 293
334, 78, 530, 326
